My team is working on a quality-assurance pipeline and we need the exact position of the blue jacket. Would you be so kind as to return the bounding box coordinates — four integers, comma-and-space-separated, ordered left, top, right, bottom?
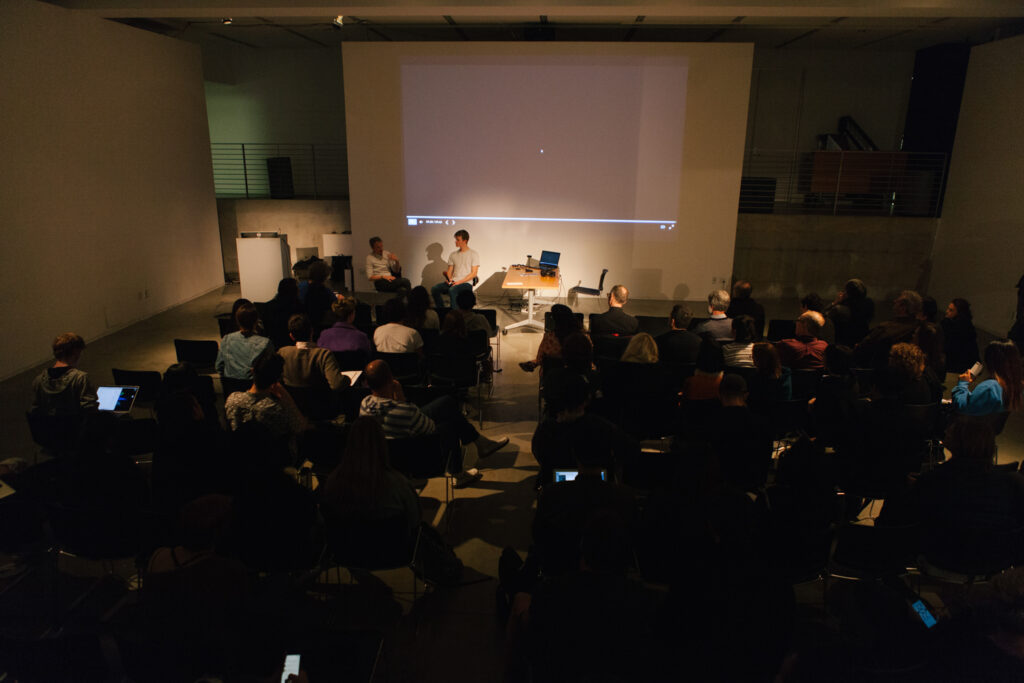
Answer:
951, 378, 1004, 416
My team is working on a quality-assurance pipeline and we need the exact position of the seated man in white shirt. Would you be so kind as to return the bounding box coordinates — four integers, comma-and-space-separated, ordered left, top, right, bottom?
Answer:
431, 229, 480, 309
373, 297, 423, 354
365, 236, 411, 295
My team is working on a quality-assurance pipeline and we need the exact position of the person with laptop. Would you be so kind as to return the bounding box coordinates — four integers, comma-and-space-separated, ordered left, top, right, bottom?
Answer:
365, 236, 411, 296
31, 332, 98, 416
431, 229, 480, 309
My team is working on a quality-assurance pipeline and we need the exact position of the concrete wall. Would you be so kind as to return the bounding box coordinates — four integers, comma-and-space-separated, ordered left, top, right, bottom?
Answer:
0, 0, 223, 380
203, 45, 345, 144
733, 214, 938, 302
929, 34, 1024, 336
217, 199, 350, 279
747, 48, 916, 153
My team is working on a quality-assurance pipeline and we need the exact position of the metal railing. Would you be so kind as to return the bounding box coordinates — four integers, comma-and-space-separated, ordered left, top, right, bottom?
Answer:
211, 143, 348, 199
740, 149, 947, 217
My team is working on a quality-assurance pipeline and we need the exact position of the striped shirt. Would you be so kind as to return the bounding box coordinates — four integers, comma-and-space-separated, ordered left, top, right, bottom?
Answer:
359, 394, 436, 439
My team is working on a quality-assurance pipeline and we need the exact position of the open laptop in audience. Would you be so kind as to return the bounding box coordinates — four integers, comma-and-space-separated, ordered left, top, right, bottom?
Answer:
96, 385, 139, 415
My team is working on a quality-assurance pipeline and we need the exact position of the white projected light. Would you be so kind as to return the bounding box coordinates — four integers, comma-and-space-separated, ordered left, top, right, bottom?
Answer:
401, 56, 687, 234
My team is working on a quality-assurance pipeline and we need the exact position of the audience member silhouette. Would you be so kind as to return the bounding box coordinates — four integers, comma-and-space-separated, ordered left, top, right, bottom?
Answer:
826, 278, 875, 347
952, 339, 1023, 416
726, 280, 766, 339
656, 304, 701, 364
941, 297, 980, 374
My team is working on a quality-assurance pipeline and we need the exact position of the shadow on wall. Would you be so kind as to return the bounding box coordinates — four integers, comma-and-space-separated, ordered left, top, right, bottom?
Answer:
475, 271, 507, 299
420, 243, 446, 288
672, 283, 691, 302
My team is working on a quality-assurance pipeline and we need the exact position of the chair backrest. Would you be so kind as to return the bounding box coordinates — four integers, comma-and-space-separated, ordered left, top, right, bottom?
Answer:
220, 376, 251, 397
333, 349, 370, 371
173, 339, 219, 373
592, 333, 633, 362
468, 329, 489, 357
545, 311, 584, 332
216, 314, 238, 337
111, 368, 163, 403
26, 411, 81, 453
596, 268, 608, 292
436, 307, 452, 328
789, 368, 823, 400
324, 509, 414, 571
374, 352, 423, 385
354, 302, 372, 325
428, 354, 479, 389
851, 367, 875, 396
635, 315, 670, 338
477, 309, 499, 337
766, 319, 796, 342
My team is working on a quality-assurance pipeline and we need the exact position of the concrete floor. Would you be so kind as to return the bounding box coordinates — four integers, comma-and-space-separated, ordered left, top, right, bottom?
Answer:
3, 285, 1023, 681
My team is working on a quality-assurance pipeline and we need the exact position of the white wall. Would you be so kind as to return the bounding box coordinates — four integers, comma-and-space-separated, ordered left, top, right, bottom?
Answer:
343, 42, 753, 301
204, 45, 346, 144
929, 34, 1024, 335
0, 0, 223, 379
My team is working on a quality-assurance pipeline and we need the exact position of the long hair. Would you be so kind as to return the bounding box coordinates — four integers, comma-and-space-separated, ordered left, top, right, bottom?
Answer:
752, 342, 782, 379
985, 340, 1023, 411
404, 286, 431, 329
550, 304, 580, 343
620, 332, 658, 364
325, 417, 391, 511
951, 298, 973, 322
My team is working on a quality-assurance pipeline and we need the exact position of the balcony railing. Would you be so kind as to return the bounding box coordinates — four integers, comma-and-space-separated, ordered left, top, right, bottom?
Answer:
740, 149, 947, 217
211, 143, 348, 199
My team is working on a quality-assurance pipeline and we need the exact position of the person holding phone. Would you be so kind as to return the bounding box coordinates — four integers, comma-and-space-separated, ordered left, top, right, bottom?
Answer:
951, 340, 1023, 416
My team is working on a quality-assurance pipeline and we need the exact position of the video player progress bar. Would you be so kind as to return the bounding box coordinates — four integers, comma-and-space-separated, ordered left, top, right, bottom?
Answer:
407, 215, 676, 226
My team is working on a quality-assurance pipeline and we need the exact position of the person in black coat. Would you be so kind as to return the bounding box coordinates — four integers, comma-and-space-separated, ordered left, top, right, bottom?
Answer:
589, 284, 639, 336
941, 297, 980, 374
656, 304, 702, 364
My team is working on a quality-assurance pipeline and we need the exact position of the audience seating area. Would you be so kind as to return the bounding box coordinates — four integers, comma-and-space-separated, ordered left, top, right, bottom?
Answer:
6, 286, 1024, 683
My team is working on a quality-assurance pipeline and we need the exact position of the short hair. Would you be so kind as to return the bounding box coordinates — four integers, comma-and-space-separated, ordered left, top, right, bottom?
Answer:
308, 260, 332, 284
369, 236, 382, 248
456, 289, 476, 311
719, 373, 748, 400
797, 311, 823, 338
888, 342, 926, 382
732, 280, 752, 300
287, 313, 312, 341
670, 304, 692, 329
252, 353, 284, 391
381, 297, 406, 325
331, 296, 357, 321
895, 290, 923, 317
801, 292, 824, 312
844, 278, 868, 300
234, 303, 259, 332
708, 289, 731, 312
52, 333, 85, 361
363, 359, 394, 392
454, 229, 469, 241
609, 285, 629, 305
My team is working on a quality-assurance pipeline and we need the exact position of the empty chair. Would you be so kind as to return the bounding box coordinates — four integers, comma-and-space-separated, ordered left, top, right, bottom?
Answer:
567, 268, 608, 306
428, 353, 483, 427
173, 339, 219, 375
